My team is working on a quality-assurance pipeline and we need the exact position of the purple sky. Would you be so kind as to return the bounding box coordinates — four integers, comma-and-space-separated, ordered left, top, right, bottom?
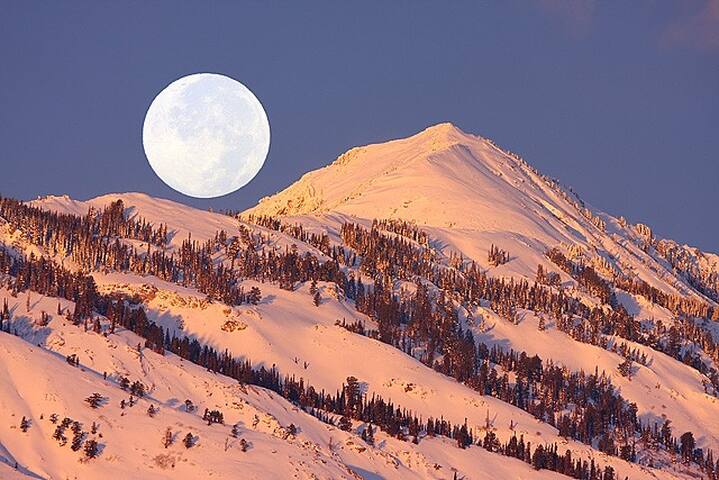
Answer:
1, 1, 717, 251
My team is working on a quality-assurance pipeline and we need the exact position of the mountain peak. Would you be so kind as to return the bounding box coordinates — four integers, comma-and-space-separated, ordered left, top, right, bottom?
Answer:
414, 122, 471, 142
421, 121, 463, 134
244, 122, 554, 234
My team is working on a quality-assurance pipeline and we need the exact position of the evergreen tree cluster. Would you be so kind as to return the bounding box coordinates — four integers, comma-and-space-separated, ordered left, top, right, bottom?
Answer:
546, 248, 719, 391
545, 248, 614, 304
654, 240, 719, 302
0, 196, 251, 306
487, 244, 510, 267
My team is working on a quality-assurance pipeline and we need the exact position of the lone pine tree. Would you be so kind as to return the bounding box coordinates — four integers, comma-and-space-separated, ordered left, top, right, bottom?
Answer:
183, 432, 194, 448
19, 416, 30, 432
163, 427, 173, 448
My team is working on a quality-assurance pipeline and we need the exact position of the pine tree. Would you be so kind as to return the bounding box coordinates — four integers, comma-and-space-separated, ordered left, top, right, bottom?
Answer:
53, 424, 67, 446
183, 432, 194, 448
617, 358, 633, 378
19, 416, 30, 432
84, 439, 99, 459
163, 427, 173, 448
85, 393, 104, 409
66, 354, 79, 367
536, 264, 545, 284
71, 432, 84, 452
130, 380, 146, 397
364, 424, 374, 445
248, 286, 261, 305
680, 432, 695, 463
147, 404, 157, 417
343, 376, 361, 416
660, 420, 673, 448
602, 465, 615, 480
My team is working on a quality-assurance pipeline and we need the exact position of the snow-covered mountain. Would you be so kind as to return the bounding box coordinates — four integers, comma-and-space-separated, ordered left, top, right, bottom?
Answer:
2, 123, 718, 479
246, 123, 717, 300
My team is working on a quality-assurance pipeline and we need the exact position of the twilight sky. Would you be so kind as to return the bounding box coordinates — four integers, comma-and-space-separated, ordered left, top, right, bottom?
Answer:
1, 1, 717, 251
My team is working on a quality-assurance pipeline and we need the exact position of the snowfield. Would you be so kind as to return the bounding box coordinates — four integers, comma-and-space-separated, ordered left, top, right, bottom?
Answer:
1, 289, 570, 480
3, 122, 718, 479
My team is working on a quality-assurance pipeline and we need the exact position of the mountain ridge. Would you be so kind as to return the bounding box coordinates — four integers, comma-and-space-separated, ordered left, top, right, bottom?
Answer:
4, 123, 718, 479
243, 123, 717, 303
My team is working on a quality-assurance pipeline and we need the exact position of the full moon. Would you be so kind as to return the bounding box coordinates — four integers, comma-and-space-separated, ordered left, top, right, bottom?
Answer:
142, 73, 270, 198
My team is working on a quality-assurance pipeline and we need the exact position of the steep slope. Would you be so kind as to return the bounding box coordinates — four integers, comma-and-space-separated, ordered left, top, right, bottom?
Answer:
0, 329, 360, 480
89, 272, 714, 479
244, 123, 717, 301
246, 123, 576, 237
0, 287, 573, 480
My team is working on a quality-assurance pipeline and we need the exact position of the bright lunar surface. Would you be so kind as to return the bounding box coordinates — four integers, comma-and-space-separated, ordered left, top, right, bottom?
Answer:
142, 73, 270, 198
